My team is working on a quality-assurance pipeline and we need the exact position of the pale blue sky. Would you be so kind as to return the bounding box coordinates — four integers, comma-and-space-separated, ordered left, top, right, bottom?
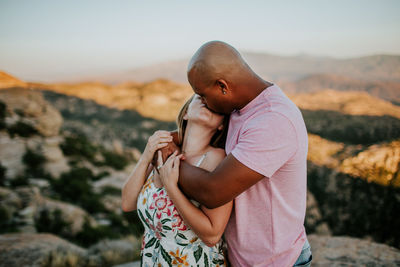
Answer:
0, 0, 399, 82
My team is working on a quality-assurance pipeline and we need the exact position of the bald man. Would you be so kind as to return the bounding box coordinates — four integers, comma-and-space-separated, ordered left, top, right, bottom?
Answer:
163, 41, 311, 266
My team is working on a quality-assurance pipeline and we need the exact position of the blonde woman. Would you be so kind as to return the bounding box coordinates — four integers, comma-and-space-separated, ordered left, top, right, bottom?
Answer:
122, 94, 232, 266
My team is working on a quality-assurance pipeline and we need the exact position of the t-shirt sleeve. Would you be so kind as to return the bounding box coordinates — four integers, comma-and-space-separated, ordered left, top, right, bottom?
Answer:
231, 112, 298, 178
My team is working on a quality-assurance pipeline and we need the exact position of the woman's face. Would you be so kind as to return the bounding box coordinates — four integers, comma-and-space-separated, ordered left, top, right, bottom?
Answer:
185, 94, 224, 129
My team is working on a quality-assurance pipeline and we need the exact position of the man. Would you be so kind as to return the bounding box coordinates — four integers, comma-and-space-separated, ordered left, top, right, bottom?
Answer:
163, 41, 311, 266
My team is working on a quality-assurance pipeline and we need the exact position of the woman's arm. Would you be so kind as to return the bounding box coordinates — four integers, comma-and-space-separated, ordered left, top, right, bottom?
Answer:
159, 149, 232, 247
121, 131, 172, 212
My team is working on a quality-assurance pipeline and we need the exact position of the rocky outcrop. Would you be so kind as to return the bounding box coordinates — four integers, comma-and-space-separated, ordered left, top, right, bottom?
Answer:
340, 140, 400, 186
1, 186, 97, 235
87, 237, 141, 266
307, 133, 345, 168
38, 136, 70, 178
0, 88, 69, 180
0, 132, 26, 179
0, 233, 87, 267
0, 87, 63, 137
0, 89, 69, 180
308, 234, 400, 266
0, 233, 141, 267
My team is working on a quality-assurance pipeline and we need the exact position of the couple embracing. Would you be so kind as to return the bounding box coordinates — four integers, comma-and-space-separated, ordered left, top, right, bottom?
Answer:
122, 41, 312, 267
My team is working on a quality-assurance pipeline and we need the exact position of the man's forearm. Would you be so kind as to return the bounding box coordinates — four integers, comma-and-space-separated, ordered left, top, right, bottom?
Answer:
178, 160, 219, 208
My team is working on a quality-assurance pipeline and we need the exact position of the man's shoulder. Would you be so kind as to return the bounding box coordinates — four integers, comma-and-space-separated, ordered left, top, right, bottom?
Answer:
245, 109, 294, 130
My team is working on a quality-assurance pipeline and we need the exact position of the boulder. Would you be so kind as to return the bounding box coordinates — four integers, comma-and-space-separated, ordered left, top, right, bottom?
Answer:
0, 233, 87, 267
41, 136, 70, 178
0, 132, 25, 179
87, 237, 141, 266
0, 88, 62, 137
309, 234, 400, 266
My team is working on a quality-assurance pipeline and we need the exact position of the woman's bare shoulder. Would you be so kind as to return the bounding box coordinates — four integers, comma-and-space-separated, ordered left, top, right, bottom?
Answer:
203, 147, 226, 171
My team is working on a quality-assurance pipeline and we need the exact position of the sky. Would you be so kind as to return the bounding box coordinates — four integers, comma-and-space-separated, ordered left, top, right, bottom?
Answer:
1, 0, 399, 82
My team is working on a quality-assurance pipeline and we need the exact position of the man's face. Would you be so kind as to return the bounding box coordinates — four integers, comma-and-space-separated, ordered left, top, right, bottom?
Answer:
188, 70, 230, 114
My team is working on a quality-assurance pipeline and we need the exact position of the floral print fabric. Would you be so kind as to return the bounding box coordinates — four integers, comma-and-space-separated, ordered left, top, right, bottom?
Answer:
137, 171, 226, 267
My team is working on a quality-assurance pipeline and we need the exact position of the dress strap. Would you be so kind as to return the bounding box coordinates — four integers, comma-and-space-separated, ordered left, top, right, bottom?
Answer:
195, 152, 207, 167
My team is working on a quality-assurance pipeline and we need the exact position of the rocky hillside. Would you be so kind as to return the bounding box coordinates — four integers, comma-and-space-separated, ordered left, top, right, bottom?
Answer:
1, 73, 400, 265
0, 71, 193, 122
0, 88, 146, 265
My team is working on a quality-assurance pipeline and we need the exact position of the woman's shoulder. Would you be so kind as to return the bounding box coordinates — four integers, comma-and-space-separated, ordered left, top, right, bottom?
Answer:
203, 147, 226, 171
207, 147, 226, 160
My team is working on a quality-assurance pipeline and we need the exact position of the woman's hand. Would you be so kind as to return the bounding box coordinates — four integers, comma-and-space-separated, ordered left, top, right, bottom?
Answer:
142, 131, 173, 163
158, 150, 183, 190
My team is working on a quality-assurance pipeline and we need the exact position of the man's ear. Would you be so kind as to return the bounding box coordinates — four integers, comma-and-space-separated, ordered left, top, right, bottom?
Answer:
216, 79, 228, 94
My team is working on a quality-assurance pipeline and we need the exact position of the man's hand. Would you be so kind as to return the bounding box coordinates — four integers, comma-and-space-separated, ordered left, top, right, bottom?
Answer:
151, 130, 181, 171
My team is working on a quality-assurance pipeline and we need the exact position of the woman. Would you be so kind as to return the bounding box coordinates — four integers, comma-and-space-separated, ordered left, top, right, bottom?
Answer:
122, 94, 232, 266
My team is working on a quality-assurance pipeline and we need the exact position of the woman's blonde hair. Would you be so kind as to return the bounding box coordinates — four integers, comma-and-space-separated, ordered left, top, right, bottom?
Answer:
176, 94, 229, 149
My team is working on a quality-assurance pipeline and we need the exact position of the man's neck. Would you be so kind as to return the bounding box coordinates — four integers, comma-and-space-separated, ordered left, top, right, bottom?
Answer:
236, 77, 272, 110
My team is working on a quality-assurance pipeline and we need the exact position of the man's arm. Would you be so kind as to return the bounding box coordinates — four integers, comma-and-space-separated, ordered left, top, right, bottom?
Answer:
178, 153, 264, 209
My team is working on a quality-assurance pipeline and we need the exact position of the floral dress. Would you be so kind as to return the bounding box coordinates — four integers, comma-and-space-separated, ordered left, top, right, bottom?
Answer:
137, 154, 227, 267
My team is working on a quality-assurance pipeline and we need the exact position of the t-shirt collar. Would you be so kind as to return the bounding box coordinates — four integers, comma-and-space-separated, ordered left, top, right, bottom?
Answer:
236, 84, 274, 116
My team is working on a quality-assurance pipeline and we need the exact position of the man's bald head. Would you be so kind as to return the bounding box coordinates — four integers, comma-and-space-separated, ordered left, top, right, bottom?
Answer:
187, 41, 249, 87
186, 41, 270, 114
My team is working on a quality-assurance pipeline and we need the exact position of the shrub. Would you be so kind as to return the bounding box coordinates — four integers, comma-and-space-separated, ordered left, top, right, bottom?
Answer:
122, 210, 144, 237
73, 218, 119, 247
72, 211, 144, 247
0, 101, 5, 130
0, 101, 6, 120
23, 149, 45, 169
60, 134, 98, 161
101, 150, 128, 170
22, 149, 53, 180
35, 209, 72, 237
92, 170, 110, 181
0, 162, 6, 186
50, 167, 106, 213
60, 134, 130, 170
302, 110, 400, 145
101, 186, 121, 196
9, 175, 29, 188
0, 206, 19, 233
7, 121, 38, 137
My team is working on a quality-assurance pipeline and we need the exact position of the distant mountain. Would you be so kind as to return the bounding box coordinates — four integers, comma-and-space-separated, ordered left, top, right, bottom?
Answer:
290, 89, 400, 119
283, 74, 400, 104
90, 53, 400, 84
0, 71, 27, 88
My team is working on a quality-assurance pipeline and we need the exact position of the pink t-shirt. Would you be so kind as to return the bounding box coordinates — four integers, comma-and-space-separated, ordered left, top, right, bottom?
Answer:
224, 84, 308, 267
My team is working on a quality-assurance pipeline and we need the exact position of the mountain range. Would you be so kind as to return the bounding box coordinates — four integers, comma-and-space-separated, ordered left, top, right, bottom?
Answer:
84, 53, 400, 85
